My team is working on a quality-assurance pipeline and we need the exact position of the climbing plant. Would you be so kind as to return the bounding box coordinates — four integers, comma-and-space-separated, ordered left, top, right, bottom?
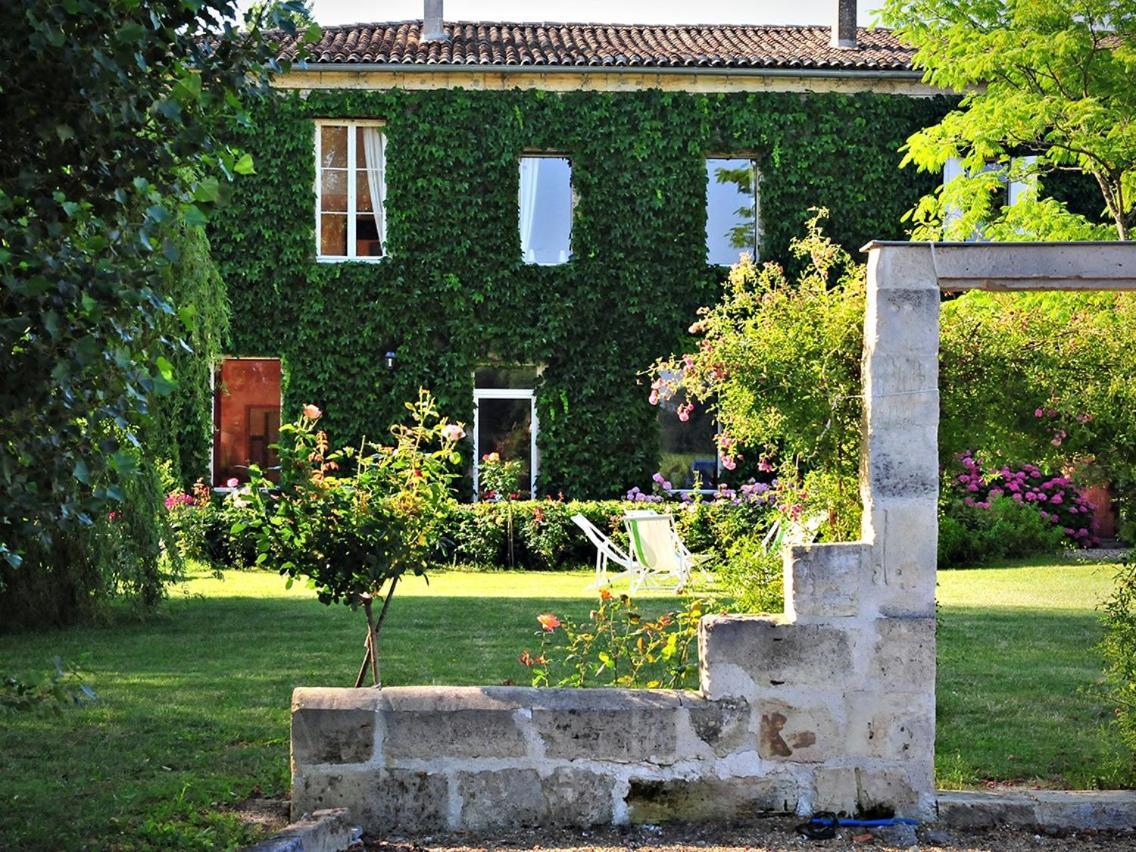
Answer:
210, 87, 951, 497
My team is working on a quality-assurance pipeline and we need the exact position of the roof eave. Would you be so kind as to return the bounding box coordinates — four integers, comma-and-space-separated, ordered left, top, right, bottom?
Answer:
288, 61, 921, 80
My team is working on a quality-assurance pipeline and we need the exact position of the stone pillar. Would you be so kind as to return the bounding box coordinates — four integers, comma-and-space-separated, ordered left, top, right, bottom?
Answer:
860, 244, 940, 620
858, 243, 940, 815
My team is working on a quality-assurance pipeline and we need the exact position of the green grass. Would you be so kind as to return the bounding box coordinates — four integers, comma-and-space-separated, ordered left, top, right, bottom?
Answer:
936, 557, 1129, 789
0, 559, 1130, 849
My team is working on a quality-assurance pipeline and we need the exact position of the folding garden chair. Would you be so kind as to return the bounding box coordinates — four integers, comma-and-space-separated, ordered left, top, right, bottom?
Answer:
622, 510, 710, 592
571, 514, 638, 589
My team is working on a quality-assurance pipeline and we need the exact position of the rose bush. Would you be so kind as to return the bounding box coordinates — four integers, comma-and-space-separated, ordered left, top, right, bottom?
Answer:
243, 390, 463, 686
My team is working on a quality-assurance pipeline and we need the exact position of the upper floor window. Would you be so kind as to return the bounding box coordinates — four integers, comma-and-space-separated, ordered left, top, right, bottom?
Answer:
943, 156, 1036, 240
519, 156, 572, 265
316, 120, 386, 261
706, 158, 759, 266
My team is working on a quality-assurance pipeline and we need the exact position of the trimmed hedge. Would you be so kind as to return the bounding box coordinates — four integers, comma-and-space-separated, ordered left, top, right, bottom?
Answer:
435, 498, 772, 571
183, 494, 772, 573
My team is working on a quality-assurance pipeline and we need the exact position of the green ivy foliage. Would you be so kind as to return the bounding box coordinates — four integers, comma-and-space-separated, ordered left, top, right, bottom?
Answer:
149, 226, 232, 487
210, 87, 949, 497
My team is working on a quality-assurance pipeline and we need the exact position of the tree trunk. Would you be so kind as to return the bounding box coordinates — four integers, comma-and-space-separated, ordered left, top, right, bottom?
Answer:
351, 579, 401, 688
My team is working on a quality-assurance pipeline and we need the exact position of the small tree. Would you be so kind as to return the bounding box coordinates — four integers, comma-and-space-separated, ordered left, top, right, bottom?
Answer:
880, 0, 1136, 240
246, 391, 464, 687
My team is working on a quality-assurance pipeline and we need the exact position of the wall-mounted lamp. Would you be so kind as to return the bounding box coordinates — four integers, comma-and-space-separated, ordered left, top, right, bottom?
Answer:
384, 350, 397, 371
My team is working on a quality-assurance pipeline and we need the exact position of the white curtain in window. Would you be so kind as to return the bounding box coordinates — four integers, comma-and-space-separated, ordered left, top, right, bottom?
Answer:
362, 128, 386, 244
518, 158, 540, 263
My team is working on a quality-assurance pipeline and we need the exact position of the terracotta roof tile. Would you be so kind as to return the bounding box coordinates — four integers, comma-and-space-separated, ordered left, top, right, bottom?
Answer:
280, 20, 915, 72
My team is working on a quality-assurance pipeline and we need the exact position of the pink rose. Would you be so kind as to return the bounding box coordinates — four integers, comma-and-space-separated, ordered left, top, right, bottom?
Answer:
441, 423, 466, 442
303, 404, 322, 420
226, 477, 239, 488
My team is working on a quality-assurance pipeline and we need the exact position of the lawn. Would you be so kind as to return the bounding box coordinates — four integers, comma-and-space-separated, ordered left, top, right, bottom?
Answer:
0, 559, 1129, 849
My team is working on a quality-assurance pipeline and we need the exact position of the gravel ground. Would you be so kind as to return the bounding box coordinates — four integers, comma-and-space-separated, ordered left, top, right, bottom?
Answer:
362, 818, 1136, 851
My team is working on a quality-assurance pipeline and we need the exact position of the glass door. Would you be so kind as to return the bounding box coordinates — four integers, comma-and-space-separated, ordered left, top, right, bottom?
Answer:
473, 388, 538, 499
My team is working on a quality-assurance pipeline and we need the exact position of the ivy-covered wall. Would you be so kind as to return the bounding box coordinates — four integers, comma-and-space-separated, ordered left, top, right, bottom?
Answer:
209, 86, 949, 497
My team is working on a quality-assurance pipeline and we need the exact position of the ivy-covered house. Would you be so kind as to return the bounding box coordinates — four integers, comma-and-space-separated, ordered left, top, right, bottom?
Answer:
207, 2, 953, 498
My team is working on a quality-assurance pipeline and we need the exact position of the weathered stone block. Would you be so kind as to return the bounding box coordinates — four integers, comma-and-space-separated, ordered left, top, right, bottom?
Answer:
757, 699, 839, 763
862, 425, 938, 499
291, 688, 384, 767
292, 707, 375, 766
293, 768, 448, 833
867, 354, 937, 399
856, 766, 923, 816
543, 767, 615, 826
870, 618, 936, 691
383, 709, 527, 759
685, 696, 753, 757
862, 500, 937, 617
1032, 790, 1136, 830
625, 776, 798, 823
700, 615, 855, 690
813, 766, 858, 815
935, 790, 1037, 829
458, 769, 548, 830
865, 288, 940, 356
532, 689, 683, 762
863, 243, 939, 293
784, 543, 868, 621
846, 691, 933, 762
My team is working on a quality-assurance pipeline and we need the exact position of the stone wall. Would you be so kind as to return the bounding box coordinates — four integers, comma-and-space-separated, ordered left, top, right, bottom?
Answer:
291, 241, 953, 832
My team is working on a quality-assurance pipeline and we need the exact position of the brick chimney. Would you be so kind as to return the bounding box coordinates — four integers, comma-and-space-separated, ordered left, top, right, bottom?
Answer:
831, 0, 857, 49
422, 0, 448, 43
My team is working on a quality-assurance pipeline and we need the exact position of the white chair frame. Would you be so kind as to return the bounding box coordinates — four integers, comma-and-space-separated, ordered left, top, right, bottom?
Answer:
571, 514, 637, 589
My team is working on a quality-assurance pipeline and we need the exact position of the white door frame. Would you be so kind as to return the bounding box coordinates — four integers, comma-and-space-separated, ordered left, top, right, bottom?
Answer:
472, 388, 539, 500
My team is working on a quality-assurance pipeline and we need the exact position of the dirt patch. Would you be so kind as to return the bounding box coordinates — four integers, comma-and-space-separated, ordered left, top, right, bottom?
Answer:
362, 817, 1136, 851
229, 796, 290, 834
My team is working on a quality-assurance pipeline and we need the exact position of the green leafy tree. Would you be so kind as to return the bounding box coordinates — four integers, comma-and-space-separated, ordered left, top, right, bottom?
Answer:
880, 0, 1136, 239
0, 3, 317, 605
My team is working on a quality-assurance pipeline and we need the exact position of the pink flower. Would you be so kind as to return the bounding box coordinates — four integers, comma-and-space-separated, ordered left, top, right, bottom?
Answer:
1035, 408, 1044, 418
303, 404, 322, 420
648, 389, 659, 406
677, 403, 694, 422
1012, 493, 1023, 502
226, 477, 240, 488
537, 613, 561, 632
721, 455, 737, 471
441, 423, 466, 442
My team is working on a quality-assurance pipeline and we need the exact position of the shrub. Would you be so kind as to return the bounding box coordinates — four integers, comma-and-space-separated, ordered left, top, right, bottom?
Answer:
518, 591, 716, 689
939, 495, 1067, 567
716, 533, 785, 614
1100, 559, 1136, 777
939, 451, 1099, 567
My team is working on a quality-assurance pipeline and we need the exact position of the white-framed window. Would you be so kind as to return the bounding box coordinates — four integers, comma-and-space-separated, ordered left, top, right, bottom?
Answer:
519, 155, 572, 265
943, 156, 1036, 239
472, 367, 541, 500
706, 157, 760, 266
315, 119, 387, 261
